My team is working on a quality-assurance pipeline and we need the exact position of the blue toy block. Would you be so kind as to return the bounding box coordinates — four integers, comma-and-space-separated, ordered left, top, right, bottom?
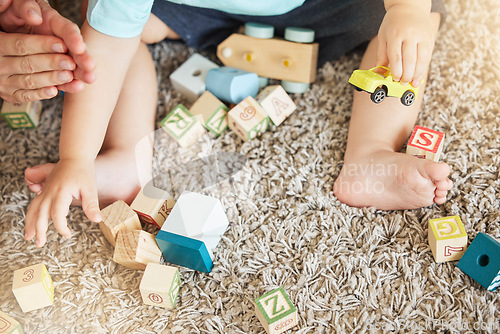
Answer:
206, 66, 259, 104
457, 232, 500, 291
156, 231, 213, 273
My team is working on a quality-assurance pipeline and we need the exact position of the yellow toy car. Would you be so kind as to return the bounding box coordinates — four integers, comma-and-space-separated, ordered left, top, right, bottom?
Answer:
348, 66, 420, 106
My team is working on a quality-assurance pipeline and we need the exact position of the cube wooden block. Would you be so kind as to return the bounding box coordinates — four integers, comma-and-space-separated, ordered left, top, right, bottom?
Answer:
0, 311, 23, 334
131, 182, 175, 228
169, 53, 219, 102
406, 125, 445, 162
428, 215, 467, 263
1, 101, 42, 129
12, 263, 54, 313
113, 230, 162, 270
256, 85, 296, 126
228, 96, 270, 142
189, 91, 229, 136
458, 232, 500, 291
160, 104, 205, 148
99, 200, 142, 247
139, 263, 181, 309
255, 287, 298, 334
206, 66, 259, 104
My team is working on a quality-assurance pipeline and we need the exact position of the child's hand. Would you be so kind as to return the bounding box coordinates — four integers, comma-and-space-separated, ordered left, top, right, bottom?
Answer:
24, 159, 102, 247
376, 4, 435, 87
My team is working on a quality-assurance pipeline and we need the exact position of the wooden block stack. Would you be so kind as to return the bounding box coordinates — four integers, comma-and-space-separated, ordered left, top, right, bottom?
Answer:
12, 263, 54, 312
254, 287, 298, 334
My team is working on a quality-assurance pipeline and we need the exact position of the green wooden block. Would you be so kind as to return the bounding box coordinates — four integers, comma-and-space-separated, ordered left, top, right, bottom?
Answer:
160, 104, 205, 148
254, 287, 298, 334
1, 101, 41, 129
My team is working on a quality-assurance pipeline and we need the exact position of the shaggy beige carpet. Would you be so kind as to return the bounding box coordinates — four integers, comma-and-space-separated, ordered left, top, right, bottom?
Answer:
1, 0, 499, 333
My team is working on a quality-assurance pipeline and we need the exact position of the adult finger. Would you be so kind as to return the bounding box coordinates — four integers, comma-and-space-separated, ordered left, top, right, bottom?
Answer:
0, 0, 13, 13
7, 69, 72, 92
0, 31, 67, 56
56, 79, 84, 94
387, 40, 403, 82
0, 53, 75, 76
10, 0, 43, 26
4, 86, 58, 103
400, 40, 417, 85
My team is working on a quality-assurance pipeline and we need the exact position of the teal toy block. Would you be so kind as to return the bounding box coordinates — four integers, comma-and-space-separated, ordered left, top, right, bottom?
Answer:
457, 232, 500, 291
206, 66, 259, 104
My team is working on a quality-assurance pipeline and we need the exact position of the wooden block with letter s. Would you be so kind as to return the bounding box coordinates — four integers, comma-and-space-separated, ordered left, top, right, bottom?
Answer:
12, 263, 54, 313
406, 125, 445, 162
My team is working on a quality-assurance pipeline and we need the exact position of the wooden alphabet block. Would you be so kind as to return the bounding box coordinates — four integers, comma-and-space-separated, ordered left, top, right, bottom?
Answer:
12, 263, 54, 313
0, 311, 23, 334
169, 53, 219, 102
458, 232, 500, 291
139, 263, 181, 309
228, 96, 270, 142
406, 125, 445, 162
428, 215, 467, 263
256, 85, 296, 126
189, 91, 229, 136
160, 104, 205, 148
113, 230, 162, 270
254, 287, 298, 334
1, 101, 42, 129
99, 200, 142, 247
131, 182, 175, 228
206, 67, 259, 104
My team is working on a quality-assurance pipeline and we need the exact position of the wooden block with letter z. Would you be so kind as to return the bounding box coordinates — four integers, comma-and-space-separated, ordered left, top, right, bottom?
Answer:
1, 101, 42, 129
160, 104, 205, 148
99, 200, 142, 247
428, 215, 467, 263
254, 287, 298, 334
131, 182, 175, 228
12, 263, 54, 313
113, 230, 162, 270
0, 311, 23, 334
139, 263, 181, 309
406, 125, 445, 162
228, 96, 270, 142
256, 85, 296, 126
189, 91, 229, 136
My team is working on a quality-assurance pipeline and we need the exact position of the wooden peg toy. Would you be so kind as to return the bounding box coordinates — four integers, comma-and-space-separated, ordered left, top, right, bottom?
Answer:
0, 311, 23, 333
99, 200, 142, 247
428, 215, 467, 263
228, 96, 270, 142
189, 91, 229, 136
169, 53, 219, 102
458, 232, 500, 291
406, 125, 445, 162
254, 287, 298, 334
160, 104, 205, 148
131, 182, 175, 228
206, 66, 259, 104
113, 230, 162, 270
139, 263, 181, 309
256, 85, 296, 126
12, 263, 54, 313
1, 101, 42, 129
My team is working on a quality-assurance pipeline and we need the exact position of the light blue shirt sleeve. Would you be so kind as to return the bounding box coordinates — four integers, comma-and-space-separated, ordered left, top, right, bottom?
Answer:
167, 0, 305, 16
87, 0, 154, 38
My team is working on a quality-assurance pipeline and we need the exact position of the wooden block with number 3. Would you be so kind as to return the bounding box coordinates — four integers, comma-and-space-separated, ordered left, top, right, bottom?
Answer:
160, 104, 206, 148
256, 85, 296, 126
0, 311, 23, 334
99, 200, 142, 247
139, 263, 181, 309
255, 287, 298, 334
228, 96, 270, 142
113, 230, 162, 270
406, 125, 445, 162
131, 182, 175, 228
12, 263, 54, 313
189, 91, 229, 136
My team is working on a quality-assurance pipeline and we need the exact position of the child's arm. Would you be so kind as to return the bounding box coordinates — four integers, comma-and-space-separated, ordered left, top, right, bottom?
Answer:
24, 21, 141, 247
377, 0, 434, 87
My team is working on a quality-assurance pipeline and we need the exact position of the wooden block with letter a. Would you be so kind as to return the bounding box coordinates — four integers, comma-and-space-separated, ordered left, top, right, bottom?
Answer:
0, 311, 23, 334
228, 96, 270, 142
189, 91, 229, 136
256, 85, 296, 126
406, 125, 445, 162
1, 101, 42, 129
131, 182, 175, 228
99, 200, 142, 247
160, 104, 205, 148
428, 215, 467, 263
139, 263, 181, 309
254, 287, 298, 334
12, 263, 54, 313
113, 230, 162, 270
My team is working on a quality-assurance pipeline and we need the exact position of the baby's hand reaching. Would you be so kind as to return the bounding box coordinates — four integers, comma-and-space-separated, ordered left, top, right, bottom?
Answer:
24, 159, 102, 247
376, 3, 435, 87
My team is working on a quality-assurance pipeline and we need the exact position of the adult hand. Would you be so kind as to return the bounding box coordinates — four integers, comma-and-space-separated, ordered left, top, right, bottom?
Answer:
0, 0, 95, 103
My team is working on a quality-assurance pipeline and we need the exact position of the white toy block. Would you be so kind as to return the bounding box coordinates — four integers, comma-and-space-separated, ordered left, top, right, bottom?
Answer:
139, 263, 181, 309
160, 104, 205, 148
1, 101, 42, 129
12, 263, 54, 313
256, 85, 296, 126
113, 230, 162, 270
189, 91, 229, 136
169, 53, 219, 103
0, 311, 23, 333
428, 215, 468, 263
99, 200, 142, 247
228, 96, 270, 142
131, 182, 175, 228
255, 287, 298, 334
406, 125, 445, 162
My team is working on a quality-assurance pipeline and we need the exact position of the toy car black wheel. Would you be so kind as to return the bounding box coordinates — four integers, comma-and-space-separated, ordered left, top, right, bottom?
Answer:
401, 90, 415, 106
371, 87, 386, 103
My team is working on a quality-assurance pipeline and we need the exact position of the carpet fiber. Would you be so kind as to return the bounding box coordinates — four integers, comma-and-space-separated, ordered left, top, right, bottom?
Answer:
1, 0, 499, 333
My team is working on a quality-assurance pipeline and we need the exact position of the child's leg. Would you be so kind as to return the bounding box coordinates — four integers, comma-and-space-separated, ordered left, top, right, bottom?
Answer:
333, 12, 452, 210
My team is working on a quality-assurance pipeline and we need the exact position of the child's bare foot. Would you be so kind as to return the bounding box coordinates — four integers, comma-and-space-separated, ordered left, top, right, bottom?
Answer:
333, 150, 452, 210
